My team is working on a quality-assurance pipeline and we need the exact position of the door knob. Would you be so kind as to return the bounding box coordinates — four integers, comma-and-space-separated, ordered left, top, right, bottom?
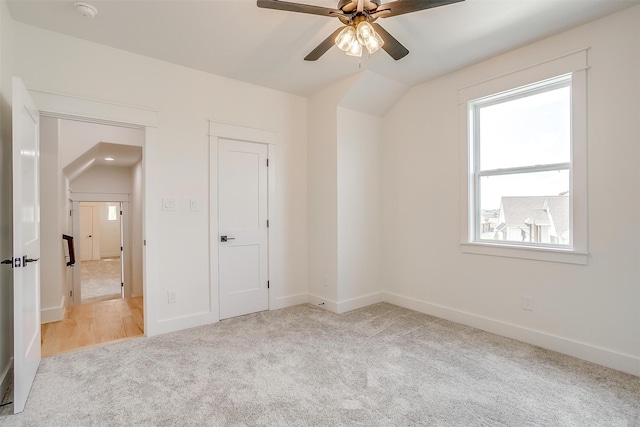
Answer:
220, 236, 236, 242
23, 256, 39, 265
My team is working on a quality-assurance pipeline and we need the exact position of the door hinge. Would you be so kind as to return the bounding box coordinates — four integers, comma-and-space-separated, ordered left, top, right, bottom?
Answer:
120, 210, 123, 216
120, 246, 123, 252
267, 220, 270, 228
266, 159, 269, 167
121, 282, 124, 288
144, 240, 147, 246
70, 290, 73, 297
69, 210, 73, 217
267, 280, 270, 289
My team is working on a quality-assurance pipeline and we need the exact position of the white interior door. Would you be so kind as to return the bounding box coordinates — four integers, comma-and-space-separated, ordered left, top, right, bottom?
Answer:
12, 77, 41, 414
218, 139, 268, 320
79, 205, 93, 261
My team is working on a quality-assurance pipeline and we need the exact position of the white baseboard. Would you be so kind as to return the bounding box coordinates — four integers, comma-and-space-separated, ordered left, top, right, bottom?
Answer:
0, 357, 12, 400
308, 294, 339, 313
148, 311, 218, 337
271, 293, 308, 310
383, 291, 640, 377
41, 295, 65, 324
336, 292, 384, 314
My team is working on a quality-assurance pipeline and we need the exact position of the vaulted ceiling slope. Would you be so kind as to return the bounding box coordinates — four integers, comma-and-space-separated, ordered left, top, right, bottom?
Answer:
6, 0, 639, 96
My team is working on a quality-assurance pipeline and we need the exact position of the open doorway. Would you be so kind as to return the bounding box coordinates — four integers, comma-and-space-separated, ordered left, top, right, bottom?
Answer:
79, 201, 124, 304
39, 117, 146, 357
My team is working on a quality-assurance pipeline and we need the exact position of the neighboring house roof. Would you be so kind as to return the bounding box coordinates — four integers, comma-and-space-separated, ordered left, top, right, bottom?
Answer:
544, 196, 570, 239
499, 196, 547, 230
497, 195, 569, 238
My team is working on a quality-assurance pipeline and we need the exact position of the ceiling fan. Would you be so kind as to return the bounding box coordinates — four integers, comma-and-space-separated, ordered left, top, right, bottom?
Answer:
257, 0, 464, 61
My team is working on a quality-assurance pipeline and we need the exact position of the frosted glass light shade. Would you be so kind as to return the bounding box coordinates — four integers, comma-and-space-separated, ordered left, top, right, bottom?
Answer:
356, 21, 384, 54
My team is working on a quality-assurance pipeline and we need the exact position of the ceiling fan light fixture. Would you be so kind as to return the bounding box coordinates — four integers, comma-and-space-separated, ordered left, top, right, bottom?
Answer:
335, 26, 357, 52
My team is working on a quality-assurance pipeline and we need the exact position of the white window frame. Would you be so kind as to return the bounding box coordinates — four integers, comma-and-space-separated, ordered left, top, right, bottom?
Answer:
459, 49, 589, 265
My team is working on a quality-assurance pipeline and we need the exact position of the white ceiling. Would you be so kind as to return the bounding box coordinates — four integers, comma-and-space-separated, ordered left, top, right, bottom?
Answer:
6, 0, 639, 97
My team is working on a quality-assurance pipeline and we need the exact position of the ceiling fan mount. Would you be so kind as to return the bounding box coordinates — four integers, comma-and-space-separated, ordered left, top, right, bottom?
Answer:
257, 0, 464, 61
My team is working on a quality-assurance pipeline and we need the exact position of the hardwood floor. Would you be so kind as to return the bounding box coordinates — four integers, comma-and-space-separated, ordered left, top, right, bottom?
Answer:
41, 296, 144, 358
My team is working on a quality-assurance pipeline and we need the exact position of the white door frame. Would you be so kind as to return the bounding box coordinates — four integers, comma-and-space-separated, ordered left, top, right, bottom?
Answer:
209, 121, 277, 321
29, 89, 159, 336
70, 195, 131, 304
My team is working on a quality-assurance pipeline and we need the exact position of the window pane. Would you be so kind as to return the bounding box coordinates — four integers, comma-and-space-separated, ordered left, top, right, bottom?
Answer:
479, 85, 570, 170
478, 170, 570, 245
108, 205, 118, 221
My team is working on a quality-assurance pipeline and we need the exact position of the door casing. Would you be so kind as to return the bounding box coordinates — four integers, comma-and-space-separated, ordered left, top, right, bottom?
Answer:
209, 121, 277, 321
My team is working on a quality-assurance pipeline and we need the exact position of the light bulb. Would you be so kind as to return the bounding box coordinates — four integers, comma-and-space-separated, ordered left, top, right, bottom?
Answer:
335, 26, 356, 52
365, 31, 384, 54
346, 39, 362, 57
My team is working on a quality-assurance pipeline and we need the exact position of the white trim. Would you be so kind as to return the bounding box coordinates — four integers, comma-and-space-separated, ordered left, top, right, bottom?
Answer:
271, 293, 309, 310
336, 292, 384, 314
209, 121, 276, 145
308, 294, 339, 313
383, 292, 640, 377
29, 89, 157, 128
460, 243, 588, 265
153, 312, 218, 336
70, 192, 130, 202
40, 295, 65, 324
0, 357, 12, 400
209, 120, 277, 322
458, 49, 589, 103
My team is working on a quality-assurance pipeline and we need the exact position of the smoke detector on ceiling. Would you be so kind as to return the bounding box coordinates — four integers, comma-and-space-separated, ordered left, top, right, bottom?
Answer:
74, 2, 98, 18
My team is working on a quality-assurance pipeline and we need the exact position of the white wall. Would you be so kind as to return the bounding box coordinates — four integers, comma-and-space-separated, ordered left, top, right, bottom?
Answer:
307, 82, 385, 313
70, 166, 132, 195
99, 202, 121, 258
381, 6, 640, 375
13, 21, 308, 334
307, 76, 358, 308
337, 107, 382, 307
0, 0, 14, 396
131, 160, 143, 296
39, 117, 66, 322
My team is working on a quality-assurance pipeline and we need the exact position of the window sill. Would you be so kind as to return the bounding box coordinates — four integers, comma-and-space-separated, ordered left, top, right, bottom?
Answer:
460, 242, 588, 265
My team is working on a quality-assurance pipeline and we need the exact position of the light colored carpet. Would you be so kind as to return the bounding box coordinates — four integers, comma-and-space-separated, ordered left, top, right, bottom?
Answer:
81, 258, 122, 304
1, 303, 638, 426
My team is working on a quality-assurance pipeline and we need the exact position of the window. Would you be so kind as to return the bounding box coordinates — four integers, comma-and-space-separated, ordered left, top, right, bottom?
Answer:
107, 205, 118, 221
459, 50, 588, 264
472, 76, 571, 247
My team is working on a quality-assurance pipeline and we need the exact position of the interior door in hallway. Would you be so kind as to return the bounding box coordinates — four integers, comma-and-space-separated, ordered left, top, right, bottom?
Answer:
79, 205, 93, 261
218, 139, 268, 320
11, 77, 41, 414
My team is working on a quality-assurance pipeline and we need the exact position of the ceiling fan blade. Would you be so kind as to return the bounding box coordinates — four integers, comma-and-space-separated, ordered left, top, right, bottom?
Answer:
257, 0, 342, 17
372, 23, 409, 60
377, 0, 464, 18
304, 27, 345, 61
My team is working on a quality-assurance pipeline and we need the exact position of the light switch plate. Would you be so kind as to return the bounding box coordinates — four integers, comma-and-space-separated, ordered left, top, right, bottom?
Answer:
190, 199, 199, 211
163, 198, 176, 211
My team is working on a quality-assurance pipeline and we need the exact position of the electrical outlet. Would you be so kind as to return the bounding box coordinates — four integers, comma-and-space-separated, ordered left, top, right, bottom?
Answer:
522, 296, 534, 311
167, 290, 177, 304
